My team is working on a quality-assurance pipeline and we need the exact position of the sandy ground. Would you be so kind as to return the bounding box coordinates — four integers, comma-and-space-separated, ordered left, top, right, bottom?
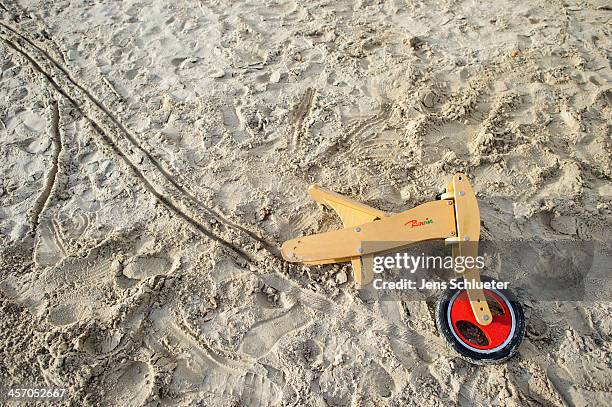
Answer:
0, 0, 611, 405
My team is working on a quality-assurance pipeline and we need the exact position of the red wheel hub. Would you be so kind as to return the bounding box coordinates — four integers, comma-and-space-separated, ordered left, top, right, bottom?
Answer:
449, 290, 513, 350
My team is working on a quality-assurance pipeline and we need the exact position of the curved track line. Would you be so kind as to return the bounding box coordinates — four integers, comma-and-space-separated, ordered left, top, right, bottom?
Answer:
345, 103, 393, 142
30, 100, 61, 234
0, 33, 254, 263
289, 87, 315, 153
0, 21, 280, 258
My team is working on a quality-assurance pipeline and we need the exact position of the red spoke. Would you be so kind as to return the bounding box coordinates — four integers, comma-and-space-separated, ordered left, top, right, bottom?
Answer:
480, 293, 513, 348
481, 317, 512, 348
450, 291, 479, 325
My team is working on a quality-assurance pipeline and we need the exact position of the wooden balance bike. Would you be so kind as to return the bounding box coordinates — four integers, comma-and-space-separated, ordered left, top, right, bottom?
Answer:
282, 173, 525, 364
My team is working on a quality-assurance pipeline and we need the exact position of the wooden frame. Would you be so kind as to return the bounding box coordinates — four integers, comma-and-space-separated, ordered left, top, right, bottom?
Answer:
281, 173, 492, 325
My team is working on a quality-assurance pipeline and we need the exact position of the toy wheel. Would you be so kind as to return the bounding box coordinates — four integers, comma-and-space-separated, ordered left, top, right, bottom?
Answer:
435, 276, 525, 364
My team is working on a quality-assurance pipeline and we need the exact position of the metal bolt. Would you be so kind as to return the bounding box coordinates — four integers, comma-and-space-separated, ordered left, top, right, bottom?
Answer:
355, 227, 361, 232
448, 200, 453, 205
459, 191, 465, 196
483, 315, 490, 321
358, 247, 364, 254
463, 236, 470, 241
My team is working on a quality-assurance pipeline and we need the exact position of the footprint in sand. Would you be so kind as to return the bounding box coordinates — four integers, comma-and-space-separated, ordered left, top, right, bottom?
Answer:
358, 362, 396, 398
100, 360, 153, 406
33, 217, 66, 268
239, 304, 310, 358
122, 254, 172, 280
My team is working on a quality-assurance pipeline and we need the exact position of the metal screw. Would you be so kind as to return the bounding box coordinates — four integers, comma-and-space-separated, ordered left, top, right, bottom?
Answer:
483, 315, 490, 321
358, 247, 364, 254
448, 200, 453, 205
355, 227, 361, 232
459, 191, 465, 196
463, 236, 470, 241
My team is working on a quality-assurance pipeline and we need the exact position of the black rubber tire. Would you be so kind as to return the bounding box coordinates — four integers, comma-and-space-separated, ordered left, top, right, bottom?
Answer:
435, 276, 525, 365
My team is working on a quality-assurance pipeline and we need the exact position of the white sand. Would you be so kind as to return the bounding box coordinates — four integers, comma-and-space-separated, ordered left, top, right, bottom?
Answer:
0, 0, 610, 405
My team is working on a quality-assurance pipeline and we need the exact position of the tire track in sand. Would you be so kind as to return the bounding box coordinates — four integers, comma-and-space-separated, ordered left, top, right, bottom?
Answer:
29, 100, 61, 234
0, 21, 280, 259
288, 87, 315, 153
0, 24, 269, 263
